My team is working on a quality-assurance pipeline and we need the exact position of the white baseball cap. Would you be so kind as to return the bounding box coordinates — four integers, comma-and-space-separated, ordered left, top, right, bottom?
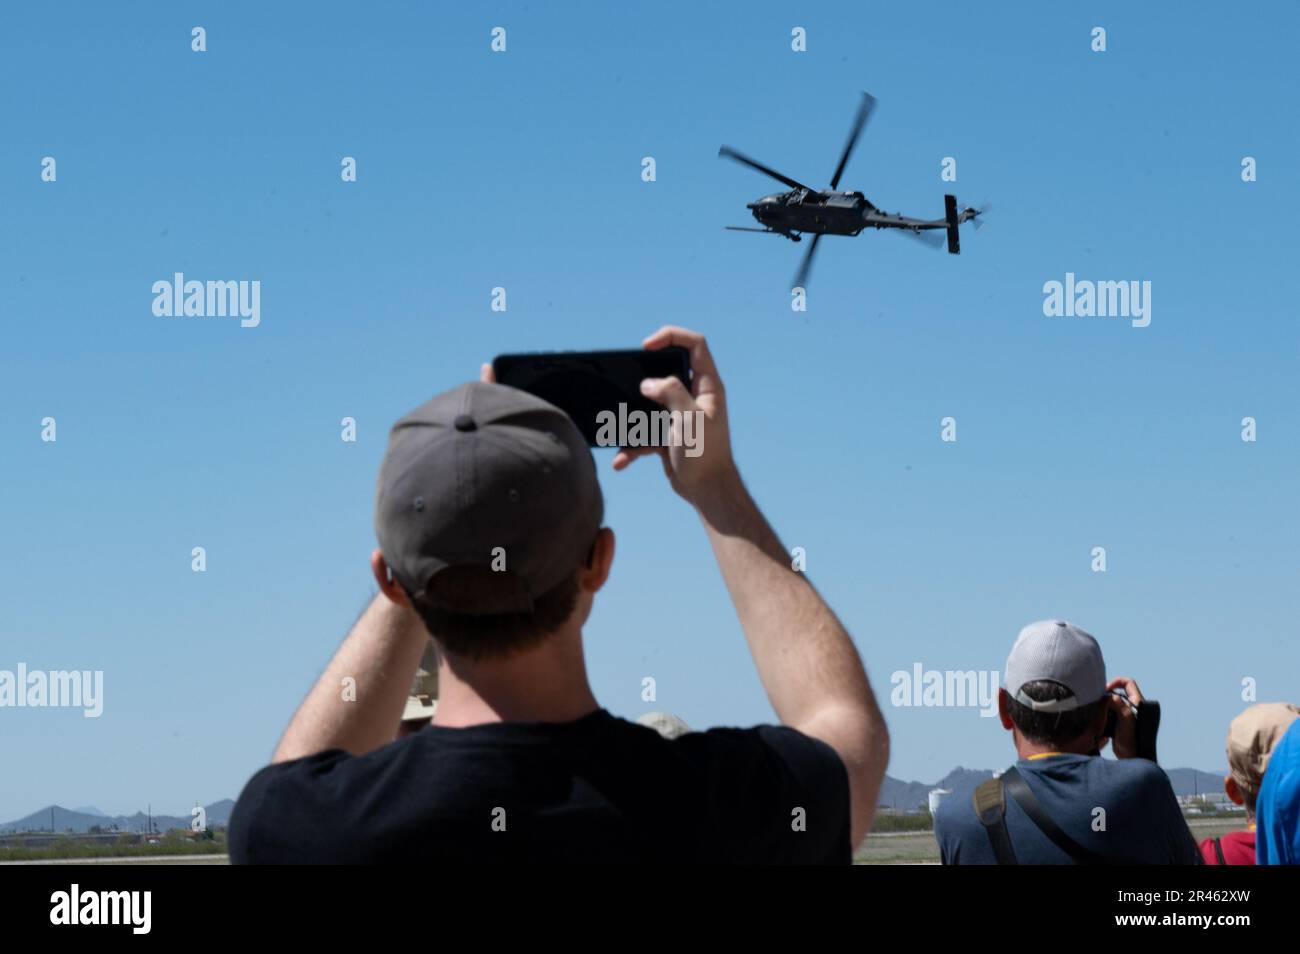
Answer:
1004, 619, 1106, 712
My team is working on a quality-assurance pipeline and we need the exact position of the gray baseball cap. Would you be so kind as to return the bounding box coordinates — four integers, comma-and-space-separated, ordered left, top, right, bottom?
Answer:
1004, 619, 1106, 712
374, 382, 603, 614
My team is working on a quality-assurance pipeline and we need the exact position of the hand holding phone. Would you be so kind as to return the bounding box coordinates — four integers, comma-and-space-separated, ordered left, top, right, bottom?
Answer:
491, 346, 691, 446
484, 327, 741, 513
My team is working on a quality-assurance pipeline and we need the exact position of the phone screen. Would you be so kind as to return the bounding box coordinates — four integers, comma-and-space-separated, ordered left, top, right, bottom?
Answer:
492, 348, 692, 446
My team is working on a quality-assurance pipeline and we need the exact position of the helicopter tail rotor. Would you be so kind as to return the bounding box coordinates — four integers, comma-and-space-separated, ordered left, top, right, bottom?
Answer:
943, 194, 961, 254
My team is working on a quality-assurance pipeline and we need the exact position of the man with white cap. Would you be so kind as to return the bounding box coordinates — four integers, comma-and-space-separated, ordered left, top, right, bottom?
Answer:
934, 619, 1200, 864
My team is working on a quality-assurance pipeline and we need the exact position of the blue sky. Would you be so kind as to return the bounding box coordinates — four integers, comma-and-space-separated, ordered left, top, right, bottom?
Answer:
2, 2, 1297, 821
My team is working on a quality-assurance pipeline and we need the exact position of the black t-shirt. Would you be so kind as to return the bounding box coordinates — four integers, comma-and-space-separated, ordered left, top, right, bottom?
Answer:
229, 709, 850, 864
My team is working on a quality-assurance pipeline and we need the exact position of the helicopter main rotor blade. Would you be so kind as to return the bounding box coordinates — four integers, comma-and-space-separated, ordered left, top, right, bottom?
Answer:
828, 92, 877, 191
718, 146, 815, 193
793, 233, 822, 290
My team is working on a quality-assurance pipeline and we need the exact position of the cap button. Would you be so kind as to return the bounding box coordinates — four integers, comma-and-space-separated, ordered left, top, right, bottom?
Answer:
454, 414, 477, 432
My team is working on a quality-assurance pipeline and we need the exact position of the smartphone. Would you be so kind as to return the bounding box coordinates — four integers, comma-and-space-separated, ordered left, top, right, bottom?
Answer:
492, 347, 692, 446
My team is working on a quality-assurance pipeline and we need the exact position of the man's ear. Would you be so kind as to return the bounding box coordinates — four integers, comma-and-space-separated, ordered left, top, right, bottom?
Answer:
370, 549, 411, 607
997, 688, 1015, 731
579, 527, 615, 595
1225, 775, 1245, 806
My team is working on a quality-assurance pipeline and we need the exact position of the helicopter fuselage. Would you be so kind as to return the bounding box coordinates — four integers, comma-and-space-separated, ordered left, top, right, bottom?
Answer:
748, 190, 876, 237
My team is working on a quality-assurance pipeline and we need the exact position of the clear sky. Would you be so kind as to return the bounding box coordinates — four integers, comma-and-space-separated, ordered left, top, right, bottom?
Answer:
1, 1, 1297, 821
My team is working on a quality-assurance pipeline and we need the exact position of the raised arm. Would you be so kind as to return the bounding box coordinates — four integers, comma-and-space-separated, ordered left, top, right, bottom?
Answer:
271, 580, 429, 763
621, 326, 889, 848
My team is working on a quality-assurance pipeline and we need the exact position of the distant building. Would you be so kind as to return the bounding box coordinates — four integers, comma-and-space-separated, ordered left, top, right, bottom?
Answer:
1176, 792, 1243, 812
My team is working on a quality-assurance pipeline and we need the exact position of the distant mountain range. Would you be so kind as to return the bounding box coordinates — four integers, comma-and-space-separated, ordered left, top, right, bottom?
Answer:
1, 800, 235, 834
879, 766, 1226, 811
2, 766, 1229, 830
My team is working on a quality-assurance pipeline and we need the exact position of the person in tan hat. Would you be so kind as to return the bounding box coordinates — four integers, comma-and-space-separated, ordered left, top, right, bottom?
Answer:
396, 641, 440, 740
1200, 702, 1300, 865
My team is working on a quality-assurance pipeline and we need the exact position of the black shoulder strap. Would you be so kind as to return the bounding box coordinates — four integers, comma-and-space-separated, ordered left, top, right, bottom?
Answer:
973, 777, 1018, 864
1001, 767, 1113, 865
1213, 837, 1226, 866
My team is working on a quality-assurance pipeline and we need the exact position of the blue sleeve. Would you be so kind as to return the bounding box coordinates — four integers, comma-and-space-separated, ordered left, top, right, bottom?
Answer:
1256, 722, 1300, 865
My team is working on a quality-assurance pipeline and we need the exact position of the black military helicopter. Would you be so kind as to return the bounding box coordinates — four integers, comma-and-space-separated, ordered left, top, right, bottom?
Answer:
720, 92, 987, 288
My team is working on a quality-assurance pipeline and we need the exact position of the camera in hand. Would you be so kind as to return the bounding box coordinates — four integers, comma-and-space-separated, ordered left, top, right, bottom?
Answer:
1098, 691, 1161, 763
